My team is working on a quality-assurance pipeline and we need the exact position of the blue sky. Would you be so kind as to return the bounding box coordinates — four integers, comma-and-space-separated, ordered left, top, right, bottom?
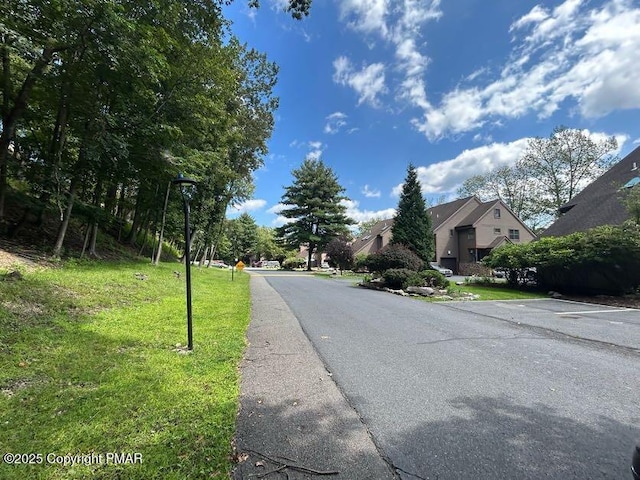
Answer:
223, 0, 640, 227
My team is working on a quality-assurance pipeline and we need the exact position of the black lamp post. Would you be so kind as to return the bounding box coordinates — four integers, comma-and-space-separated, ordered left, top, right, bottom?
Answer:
172, 173, 197, 351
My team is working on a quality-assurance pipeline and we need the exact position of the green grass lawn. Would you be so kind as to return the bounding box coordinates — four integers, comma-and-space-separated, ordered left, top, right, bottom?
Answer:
0, 261, 250, 479
446, 283, 546, 301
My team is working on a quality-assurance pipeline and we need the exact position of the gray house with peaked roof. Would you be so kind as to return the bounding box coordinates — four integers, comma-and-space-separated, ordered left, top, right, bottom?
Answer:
352, 196, 535, 274
541, 146, 640, 237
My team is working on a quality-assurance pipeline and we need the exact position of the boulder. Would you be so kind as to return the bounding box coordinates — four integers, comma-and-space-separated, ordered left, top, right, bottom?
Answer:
406, 286, 435, 296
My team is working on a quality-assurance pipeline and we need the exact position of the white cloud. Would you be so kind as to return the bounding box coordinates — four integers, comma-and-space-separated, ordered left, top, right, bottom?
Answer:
307, 140, 325, 160
412, 0, 640, 139
336, 0, 640, 140
324, 112, 348, 134
340, 199, 396, 223
391, 139, 531, 196
267, 203, 285, 214
361, 184, 381, 198
229, 199, 267, 214
332, 56, 387, 107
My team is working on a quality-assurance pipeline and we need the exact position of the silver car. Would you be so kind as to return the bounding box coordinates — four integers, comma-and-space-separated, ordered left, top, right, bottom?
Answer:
429, 262, 453, 276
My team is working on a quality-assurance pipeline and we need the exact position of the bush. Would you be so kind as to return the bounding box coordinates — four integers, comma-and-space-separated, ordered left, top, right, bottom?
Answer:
354, 252, 369, 272
382, 268, 419, 290
419, 270, 449, 288
484, 222, 640, 294
366, 244, 424, 273
282, 257, 305, 270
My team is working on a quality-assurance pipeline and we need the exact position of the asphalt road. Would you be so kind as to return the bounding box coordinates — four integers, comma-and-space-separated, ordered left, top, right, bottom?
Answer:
256, 271, 640, 480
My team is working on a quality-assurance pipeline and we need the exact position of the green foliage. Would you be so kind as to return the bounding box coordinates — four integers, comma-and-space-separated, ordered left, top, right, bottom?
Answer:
282, 256, 305, 270
354, 252, 369, 272
485, 223, 640, 294
419, 269, 449, 288
226, 213, 259, 263
382, 268, 417, 290
1, 0, 282, 256
391, 164, 434, 262
621, 185, 640, 224
366, 244, 424, 273
276, 158, 354, 269
325, 237, 354, 272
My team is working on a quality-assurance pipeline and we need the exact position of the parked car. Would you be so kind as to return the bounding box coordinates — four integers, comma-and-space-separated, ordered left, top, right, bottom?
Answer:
210, 261, 230, 269
429, 262, 453, 277
632, 443, 640, 480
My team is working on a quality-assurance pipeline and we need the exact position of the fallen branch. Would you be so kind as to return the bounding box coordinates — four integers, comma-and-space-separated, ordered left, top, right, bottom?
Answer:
245, 448, 339, 477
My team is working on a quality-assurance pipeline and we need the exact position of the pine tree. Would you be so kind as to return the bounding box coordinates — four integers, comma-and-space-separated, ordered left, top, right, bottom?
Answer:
391, 164, 434, 262
276, 158, 354, 270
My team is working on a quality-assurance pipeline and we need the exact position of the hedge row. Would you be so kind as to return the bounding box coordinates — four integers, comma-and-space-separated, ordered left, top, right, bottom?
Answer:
484, 222, 640, 295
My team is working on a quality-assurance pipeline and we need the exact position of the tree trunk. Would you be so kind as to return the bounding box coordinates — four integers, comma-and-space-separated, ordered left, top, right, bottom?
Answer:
52, 178, 78, 258
154, 181, 171, 265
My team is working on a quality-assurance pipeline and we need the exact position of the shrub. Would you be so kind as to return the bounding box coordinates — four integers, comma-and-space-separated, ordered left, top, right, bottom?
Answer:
366, 244, 424, 273
382, 268, 417, 290
282, 257, 305, 270
326, 237, 354, 272
354, 252, 369, 272
419, 270, 449, 288
484, 222, 640, 294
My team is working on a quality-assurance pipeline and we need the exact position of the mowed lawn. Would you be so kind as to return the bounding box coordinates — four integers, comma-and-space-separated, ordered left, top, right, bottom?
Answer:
0, 261, 250, 479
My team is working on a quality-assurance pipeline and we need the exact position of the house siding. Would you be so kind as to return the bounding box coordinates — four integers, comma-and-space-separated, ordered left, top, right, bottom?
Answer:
432, 198, 481, 266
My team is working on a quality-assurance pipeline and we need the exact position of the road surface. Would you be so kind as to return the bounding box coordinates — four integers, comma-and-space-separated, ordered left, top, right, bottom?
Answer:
256, 271, 640, 480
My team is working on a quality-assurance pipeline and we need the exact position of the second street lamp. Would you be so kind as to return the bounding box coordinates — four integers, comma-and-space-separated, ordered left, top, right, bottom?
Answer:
172, 173, 197, 351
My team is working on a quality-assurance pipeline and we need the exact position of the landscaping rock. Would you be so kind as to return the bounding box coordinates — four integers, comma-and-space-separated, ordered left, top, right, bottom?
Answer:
406, 286, 434, 296
384, 288, 408, 296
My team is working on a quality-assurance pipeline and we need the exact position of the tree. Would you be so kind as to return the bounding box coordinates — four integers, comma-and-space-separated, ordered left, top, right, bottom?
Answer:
458, 165, 547, 229
325, 237, 354, 274
276, 158, 354, 270
391, 164, 433, 262
227, 213, 258, 263
457, 126, 618, 229
621, 185, 640, 224
520, 126, 617, 218
356, 217, 383, 237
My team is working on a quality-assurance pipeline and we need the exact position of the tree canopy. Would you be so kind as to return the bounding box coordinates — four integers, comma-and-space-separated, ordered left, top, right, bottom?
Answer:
391, 164, 433, 262
276, 158, 353, 270
458, 126, 618, 230
0, 0, 309, 257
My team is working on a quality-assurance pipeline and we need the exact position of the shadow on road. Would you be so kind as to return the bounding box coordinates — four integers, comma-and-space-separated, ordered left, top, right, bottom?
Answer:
387, 395, 640, 479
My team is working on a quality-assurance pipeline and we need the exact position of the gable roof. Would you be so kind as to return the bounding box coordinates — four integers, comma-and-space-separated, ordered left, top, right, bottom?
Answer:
352, 218, 394, 254
541, 146, 640, 237
428, 196, 479, 230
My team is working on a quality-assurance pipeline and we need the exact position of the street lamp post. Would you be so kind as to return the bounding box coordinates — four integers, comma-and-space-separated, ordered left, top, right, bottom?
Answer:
172, 173, 197, 351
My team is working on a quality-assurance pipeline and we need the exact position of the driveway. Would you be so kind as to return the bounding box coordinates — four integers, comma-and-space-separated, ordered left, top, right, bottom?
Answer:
257, 271, 640, 479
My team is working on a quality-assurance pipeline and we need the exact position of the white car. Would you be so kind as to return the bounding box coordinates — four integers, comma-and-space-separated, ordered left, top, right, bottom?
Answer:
429, 262, 453, 277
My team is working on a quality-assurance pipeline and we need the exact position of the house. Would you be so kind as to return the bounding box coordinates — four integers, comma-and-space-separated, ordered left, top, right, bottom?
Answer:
352, 197, 535, 274
430, 196, 535, 274
541, 146, 640, 237
351, 219, 394, 257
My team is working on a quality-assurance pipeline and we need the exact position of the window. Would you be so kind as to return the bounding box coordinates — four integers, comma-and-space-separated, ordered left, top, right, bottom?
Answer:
509, 229, 520, 240
449, 229, 454, 237
494, 228, 501, 235
467, 230, 475, 240
494, 208, 501, 219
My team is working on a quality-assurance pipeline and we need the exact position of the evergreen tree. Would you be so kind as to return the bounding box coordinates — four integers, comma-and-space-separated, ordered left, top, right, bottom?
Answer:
276, 158, 354, 270
391, 164, 434, 262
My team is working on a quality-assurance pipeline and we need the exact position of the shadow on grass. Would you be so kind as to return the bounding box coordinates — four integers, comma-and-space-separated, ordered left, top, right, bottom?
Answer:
0, 265, 248, 480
